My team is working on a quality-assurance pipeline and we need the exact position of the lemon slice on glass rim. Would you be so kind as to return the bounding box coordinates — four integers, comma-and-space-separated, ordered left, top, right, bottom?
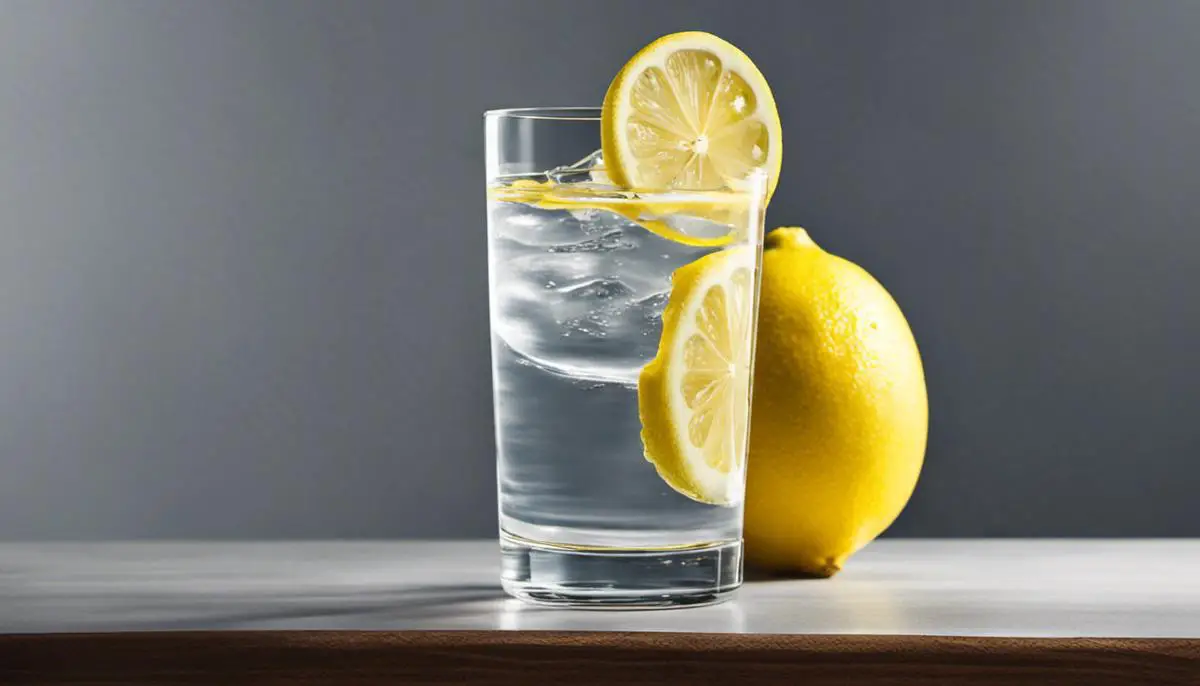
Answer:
601, 31, 782, 205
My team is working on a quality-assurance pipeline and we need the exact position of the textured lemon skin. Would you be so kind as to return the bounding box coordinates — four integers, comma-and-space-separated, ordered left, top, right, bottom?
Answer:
745, 228, 928, 577
638, 277, 695, 502
639, 347, 706, 502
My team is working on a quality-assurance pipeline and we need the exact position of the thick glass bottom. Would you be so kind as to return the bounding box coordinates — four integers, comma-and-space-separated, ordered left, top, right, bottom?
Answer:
500, 531, 743, 608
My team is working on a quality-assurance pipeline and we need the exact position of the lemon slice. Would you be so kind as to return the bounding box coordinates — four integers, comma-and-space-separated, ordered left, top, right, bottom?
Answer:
602, 32, 782, 203
639, 247, 757, 505
488, 177, 751, 247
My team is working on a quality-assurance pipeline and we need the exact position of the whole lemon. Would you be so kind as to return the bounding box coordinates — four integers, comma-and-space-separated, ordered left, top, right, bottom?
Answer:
745, 228, 927, 577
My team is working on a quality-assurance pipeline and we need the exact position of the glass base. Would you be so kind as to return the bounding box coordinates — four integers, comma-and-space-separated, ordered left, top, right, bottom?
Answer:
500, 531, 743, 608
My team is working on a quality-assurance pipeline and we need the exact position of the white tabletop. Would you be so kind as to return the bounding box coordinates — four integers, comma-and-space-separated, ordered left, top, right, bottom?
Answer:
1, 540, 1197, 637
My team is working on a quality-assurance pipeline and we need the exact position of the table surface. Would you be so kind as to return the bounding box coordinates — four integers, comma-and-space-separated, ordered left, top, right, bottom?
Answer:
2, 539, 1197, 637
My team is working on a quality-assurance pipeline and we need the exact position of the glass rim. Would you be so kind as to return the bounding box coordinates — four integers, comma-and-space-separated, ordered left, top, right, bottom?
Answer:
484, 106, 601, 121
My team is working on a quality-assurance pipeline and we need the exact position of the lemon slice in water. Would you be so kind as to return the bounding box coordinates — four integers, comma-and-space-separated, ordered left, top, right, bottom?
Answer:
638, 247, 757, 506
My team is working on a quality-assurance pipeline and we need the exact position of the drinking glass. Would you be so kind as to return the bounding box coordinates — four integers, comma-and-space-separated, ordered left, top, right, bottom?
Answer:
486, 107, 766, 607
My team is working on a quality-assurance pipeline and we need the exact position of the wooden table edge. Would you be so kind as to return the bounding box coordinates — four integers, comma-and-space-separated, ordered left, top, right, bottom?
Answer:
1, 630, 1196, 685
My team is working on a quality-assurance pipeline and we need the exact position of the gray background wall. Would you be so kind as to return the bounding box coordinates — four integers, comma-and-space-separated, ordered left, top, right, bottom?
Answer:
1, 0, 1197, 539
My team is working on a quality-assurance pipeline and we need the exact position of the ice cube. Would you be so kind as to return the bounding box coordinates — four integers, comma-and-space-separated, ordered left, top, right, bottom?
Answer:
488, 195, 704, 383
547, 229, 636, 253
633, 291, 670, 322
548, 150, 605, 184
554, 278, 636, 301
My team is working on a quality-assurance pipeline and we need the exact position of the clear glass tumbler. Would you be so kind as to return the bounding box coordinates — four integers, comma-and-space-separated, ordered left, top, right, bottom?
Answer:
485, 108, 766, 607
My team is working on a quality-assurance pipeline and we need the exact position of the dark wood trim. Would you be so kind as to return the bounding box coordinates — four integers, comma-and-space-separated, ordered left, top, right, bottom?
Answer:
1, 630, 1196, 685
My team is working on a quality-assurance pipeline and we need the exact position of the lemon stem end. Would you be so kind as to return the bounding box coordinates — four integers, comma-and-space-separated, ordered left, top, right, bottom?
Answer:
767, 226, 819, 251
